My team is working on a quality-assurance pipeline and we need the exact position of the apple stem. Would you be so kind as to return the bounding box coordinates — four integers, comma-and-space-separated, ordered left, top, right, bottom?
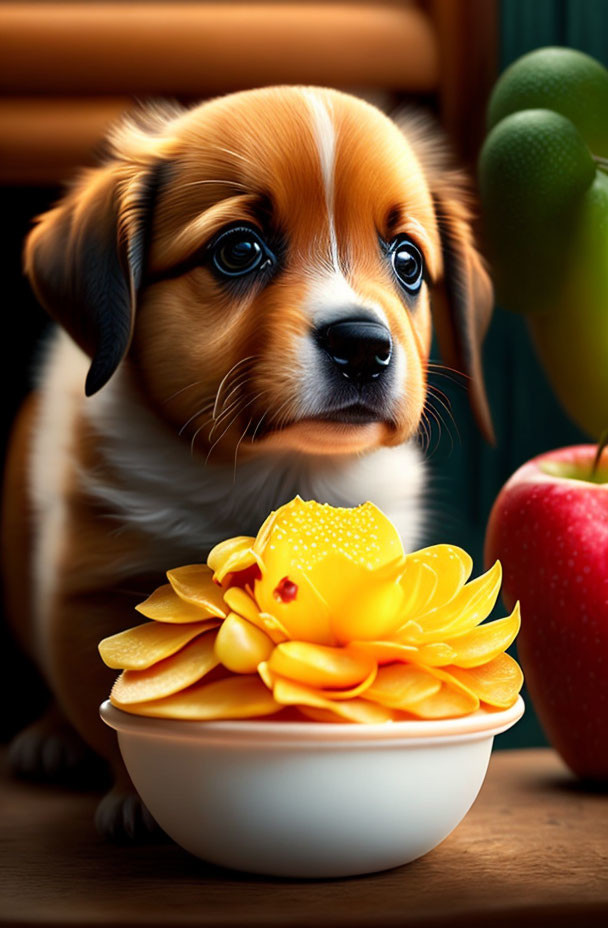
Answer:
591, 428, 608, 479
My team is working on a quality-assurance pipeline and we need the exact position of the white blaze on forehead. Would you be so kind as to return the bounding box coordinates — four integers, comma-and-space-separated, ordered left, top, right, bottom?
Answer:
304, 272, 388, 329
303, 90, 340, 270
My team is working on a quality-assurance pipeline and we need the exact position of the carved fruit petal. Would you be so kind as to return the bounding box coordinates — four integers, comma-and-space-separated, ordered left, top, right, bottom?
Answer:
267, 641, 376, 690
110, 631, 219, 705
117, 675, 281, 719
214, 612, 274, 674
99, 620, 218, 670
271, 676, 396, 723
403, 544, 472, 615
446, 653, 524, 708
135, 584, 212, 623
363, 663, 442, 710
445, 603, 521, 669
207, 536, 257, 584
404, 682, 480, 719
348, 640, 420, 664
166, 564, 227, 617
400, 561, 503, 642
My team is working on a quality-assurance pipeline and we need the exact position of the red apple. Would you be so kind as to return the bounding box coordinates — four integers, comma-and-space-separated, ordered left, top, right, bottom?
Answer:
485, 444, 608, 782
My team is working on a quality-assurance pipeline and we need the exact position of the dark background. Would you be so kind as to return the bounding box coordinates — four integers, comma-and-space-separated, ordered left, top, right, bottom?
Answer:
1, 0, 604, 750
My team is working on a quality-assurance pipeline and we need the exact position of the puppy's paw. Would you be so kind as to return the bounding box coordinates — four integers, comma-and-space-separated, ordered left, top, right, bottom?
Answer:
8, 711, 107, 787
95, 787, 166, 843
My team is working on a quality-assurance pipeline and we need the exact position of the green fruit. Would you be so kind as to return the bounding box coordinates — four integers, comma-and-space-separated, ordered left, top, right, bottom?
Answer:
479, 109, 595, 313
528, 171, 608, 438
488, 47, 608, 156
480, 109, 595, 225
479, 46, 608, 438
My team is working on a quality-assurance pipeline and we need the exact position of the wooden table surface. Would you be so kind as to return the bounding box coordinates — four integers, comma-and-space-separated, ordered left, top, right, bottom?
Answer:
1, 748, 607, 928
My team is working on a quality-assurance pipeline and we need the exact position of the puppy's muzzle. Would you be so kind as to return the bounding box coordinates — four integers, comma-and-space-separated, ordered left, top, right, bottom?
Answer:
314, 317, 392, 385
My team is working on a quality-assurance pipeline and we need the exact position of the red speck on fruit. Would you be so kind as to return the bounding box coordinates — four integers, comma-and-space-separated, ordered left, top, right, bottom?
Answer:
274, 576, 298, 603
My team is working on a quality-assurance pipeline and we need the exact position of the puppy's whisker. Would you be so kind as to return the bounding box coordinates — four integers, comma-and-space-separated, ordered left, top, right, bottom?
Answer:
212, 355, 258, 419
426, 362, 471, 384
270, 396, 297, 433
196, 392, 261, 455
217, 371, 253, 415
250, 408, 271, 443
417, 411, 431, 455
163, 381, 206, 405
178, 400, 215, 437
208, 394, 249, 439
426, 386, 459, 438
204, 392, 268, 465
191, 388, 253, 446
424, 397, 456, 456
233, 418, 253, 482
427, 384, 452, 405
422, 411, 437, 455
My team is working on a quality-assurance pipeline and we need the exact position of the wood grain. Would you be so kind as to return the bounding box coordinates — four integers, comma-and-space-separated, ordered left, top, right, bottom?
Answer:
0, 3, 438, 96
1, 749, 606, 927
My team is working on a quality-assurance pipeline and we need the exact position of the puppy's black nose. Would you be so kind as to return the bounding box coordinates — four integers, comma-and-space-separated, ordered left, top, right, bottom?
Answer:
315, 318, 392, 383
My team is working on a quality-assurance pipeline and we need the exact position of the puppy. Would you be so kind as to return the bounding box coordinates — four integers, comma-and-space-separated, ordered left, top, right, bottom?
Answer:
2, 86, 493, 839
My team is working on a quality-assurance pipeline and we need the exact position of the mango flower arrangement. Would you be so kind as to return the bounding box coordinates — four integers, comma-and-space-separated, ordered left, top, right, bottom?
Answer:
99, 498, 523, 723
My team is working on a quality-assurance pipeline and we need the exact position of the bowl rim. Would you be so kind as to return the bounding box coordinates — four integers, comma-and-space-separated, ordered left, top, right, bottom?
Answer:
99, 696, 524, 747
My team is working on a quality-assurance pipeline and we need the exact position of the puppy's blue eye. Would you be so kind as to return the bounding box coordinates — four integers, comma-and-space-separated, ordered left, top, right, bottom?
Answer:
212, 227, 272, 277
388, 236, 424, 293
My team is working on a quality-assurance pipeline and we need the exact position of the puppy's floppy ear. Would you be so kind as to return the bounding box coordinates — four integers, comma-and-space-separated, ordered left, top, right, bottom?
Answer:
24, 160, 162, 396
393, 108, 495, 443
431, 177, 495, 444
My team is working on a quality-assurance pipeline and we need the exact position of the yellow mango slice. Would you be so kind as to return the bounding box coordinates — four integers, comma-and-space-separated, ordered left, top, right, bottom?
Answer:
407, 664, 481, 717
166, 564, 227, 617
267, 641, 375, 690
297, 704, 398, 723
258, 656, 377, 700
257, 660, 274, 690
446, 653, 524, 708
253, 564, 334, 644
328, 559, 407, 644
404, 545, 472, 612
99, 620, 216, 670
397, 559, 438, 620
364, 663, 442, 710
348, 640, 420, 664
255, 613, 290, 644
207, 536, 257, 584
222, 587, 288, 644
252, 508, 278, 554
119, 674, 281, 719
222, 586, 262, 623
271, 676, 395, 723
214, 612, 274, 673
110, 632, 219, 705
135, 584, 214, 624
400, 561, 503, 642
444, 603, 521, 669
405, 682, 480, 719
410, 642, 458, 666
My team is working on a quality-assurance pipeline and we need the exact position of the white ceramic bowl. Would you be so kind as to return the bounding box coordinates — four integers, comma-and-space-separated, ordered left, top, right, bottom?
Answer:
100, 697, 524, 878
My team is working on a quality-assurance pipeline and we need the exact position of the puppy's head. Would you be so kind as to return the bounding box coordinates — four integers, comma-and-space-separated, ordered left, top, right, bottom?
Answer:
25, 87, 494, 461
